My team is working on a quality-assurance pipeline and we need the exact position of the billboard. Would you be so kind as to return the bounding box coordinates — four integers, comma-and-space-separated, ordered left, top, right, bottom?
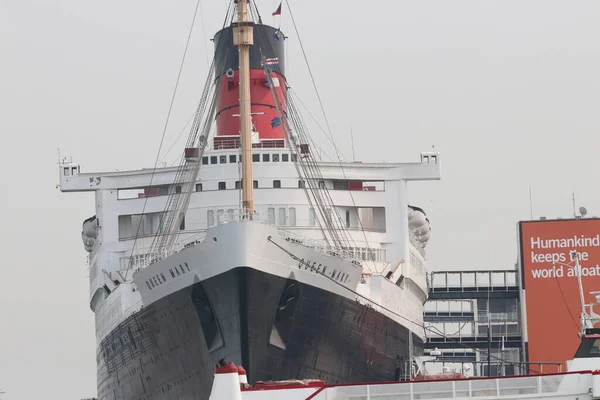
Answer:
519, 218, 600, 369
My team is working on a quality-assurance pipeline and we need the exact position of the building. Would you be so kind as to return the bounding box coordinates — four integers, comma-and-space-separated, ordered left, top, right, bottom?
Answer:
423, 269, 525, 377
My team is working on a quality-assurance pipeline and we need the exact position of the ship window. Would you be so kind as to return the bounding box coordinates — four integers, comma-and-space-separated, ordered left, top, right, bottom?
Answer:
263, 154, 270, 162
268, 208, 275, 225
298, 180, 305, 188
345, 210, 350, 228
118, 212, 163, 239
180, 216, 185, 231
202, 157, 209, 165
289, 207, 297, 226
253, 180, 258, 189
252, 154, 260, 162
318, 181, 325, 189
278, 208, 286, 226
273, 180, 281, 188
219, 155, 227, 164
63, 167, 70, 176
210, 156, 218, 164
291, 154, 298, 162
196, 183, 203, 192
227, 209, 235, 221
175, 185, 182, 194
217, 209, 224, 225
229, 155, 237, 163
272, 154, 280, 162
235, 181, 241, 189
309, 208, 316, 226
282, 154, 289, 162
207, 210, 215, 227
218, 182, 226, 190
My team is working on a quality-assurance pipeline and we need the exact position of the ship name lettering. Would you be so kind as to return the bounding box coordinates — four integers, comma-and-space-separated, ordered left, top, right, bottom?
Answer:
146, 262, 191, 290
299, 258, 345, 281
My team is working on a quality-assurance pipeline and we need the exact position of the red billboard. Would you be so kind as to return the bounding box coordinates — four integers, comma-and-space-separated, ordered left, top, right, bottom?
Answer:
520, 218, 600, 368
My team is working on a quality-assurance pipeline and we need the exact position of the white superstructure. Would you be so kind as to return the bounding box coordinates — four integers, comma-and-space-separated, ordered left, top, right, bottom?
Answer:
59, 150, 441, 345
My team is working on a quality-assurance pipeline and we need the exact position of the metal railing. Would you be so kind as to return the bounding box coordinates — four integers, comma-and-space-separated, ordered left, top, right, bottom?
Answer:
311, 371, 583, 400
420, 360, 563, 377
425, 320, 522, 339
430, 270, 518, 290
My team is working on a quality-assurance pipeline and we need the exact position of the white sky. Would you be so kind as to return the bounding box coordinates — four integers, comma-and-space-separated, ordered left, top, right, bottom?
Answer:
1, 0, 599, 398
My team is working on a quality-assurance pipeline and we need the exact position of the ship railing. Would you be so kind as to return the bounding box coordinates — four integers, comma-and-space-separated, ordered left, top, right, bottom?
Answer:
310, 369, 587, 400
420, 360, 563, 378
277, 229, 364, 266
393, 360, 563, 381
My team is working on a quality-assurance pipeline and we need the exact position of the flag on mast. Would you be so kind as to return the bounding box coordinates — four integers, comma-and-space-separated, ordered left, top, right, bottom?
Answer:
272, 2, 282, 16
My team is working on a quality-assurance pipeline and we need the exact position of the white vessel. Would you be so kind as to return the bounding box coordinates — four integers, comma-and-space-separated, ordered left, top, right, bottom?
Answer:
59, 1, 441, 398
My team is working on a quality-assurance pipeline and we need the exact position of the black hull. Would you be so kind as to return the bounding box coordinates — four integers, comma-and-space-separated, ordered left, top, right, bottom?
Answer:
98, 268, 423, 399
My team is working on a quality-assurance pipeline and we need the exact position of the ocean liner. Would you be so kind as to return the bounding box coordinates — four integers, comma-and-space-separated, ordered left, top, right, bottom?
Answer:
58, 1, 441, 398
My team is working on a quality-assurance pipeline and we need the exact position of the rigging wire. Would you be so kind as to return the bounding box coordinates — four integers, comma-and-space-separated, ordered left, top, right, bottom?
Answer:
288, 89, 342, 161
251, 5, 381, 268
125, 0, 203, 281
158, 110, 198, 166
249, 14, 357, 249
281, 1, 382, 271
197, 0, 210, 66
144, 1, 236, 262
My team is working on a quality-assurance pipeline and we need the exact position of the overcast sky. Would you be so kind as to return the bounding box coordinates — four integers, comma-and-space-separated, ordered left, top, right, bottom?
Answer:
1, 0, 599, 398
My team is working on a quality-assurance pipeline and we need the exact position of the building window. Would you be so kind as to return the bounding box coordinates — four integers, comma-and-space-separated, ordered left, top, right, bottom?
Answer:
268, 208, 275, 225
252, 154, 260, 162
202, 157, 208, 165
207, 210, 215, 227
235, 181, 241, 189
278, 208, 286, 226
289, 207, 297, 226
218, 182, 226, 190
282, 154, 289, 162
210, 156, 218, 164
309, 208, 316, 226
253, 180, 258, 189
196, 183, 203, 192
298, 180, 305, 188
263, 153, 270, 162
229, 155, 237, 163
273, 180, 281, 188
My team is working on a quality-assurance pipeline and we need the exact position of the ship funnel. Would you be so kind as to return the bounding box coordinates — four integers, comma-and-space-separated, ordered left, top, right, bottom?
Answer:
212, 24, 288, 149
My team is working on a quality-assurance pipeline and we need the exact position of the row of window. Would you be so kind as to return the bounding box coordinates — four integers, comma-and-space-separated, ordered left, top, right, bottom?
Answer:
208, 207, 302, 227
118, 212, 184, 239
201, 153, 298, 165
196, 179, 312, 192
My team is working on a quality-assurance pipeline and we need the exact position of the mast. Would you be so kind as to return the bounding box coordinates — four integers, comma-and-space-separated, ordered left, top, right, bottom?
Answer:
234, 0, 255, 217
